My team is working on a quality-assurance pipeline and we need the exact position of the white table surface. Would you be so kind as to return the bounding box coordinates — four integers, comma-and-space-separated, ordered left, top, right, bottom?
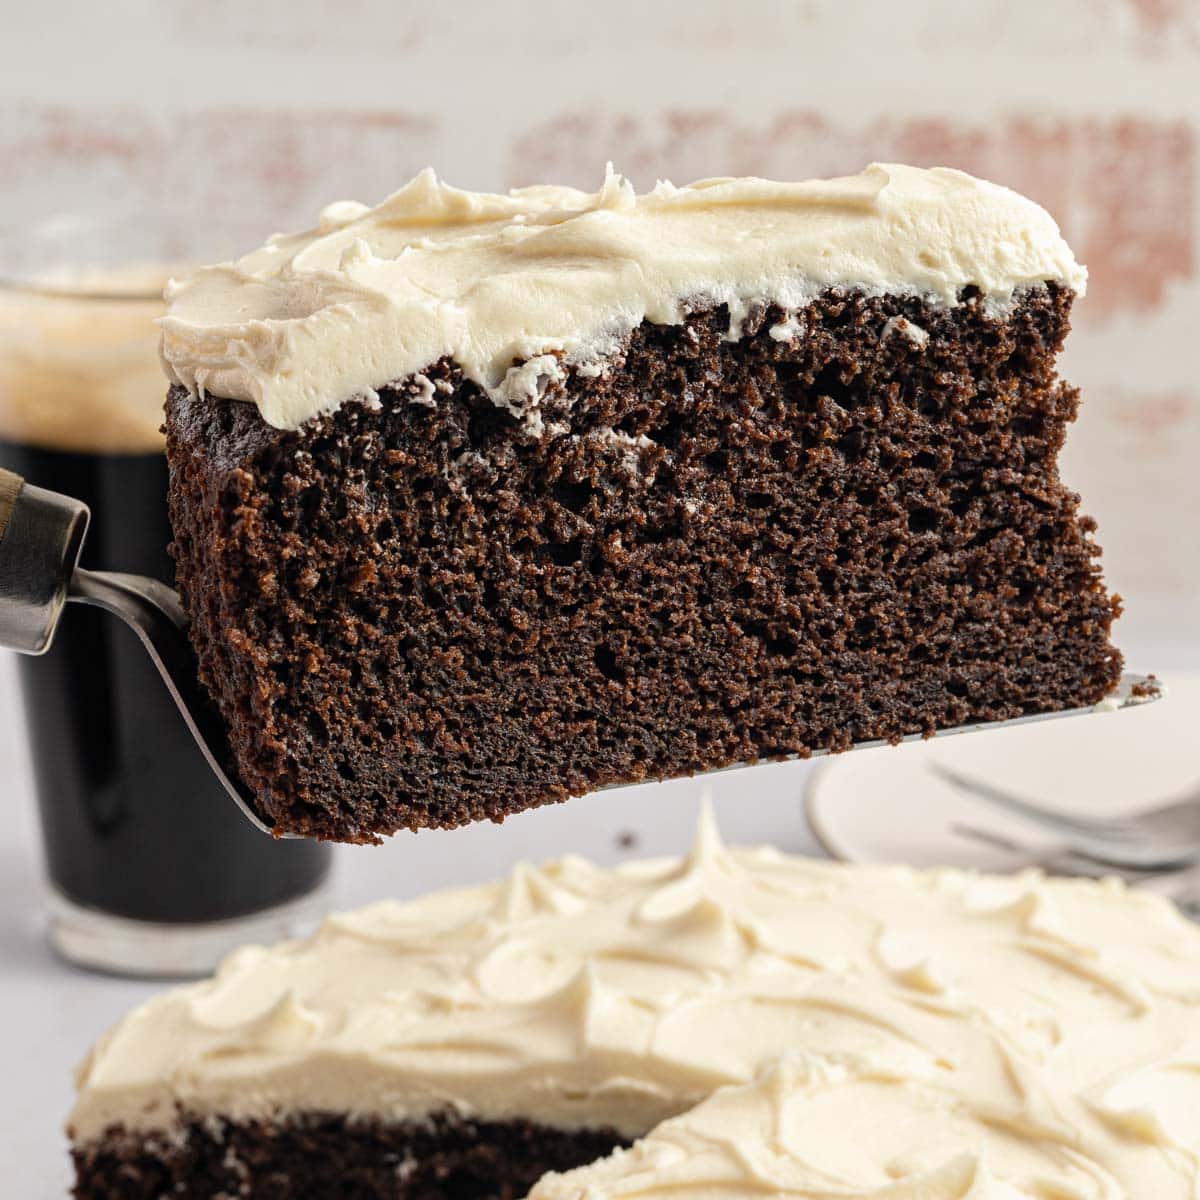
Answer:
3, 637, 1194, 1195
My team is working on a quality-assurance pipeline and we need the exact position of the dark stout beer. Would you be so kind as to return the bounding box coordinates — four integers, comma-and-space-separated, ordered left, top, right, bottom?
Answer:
0, 270, 328, 970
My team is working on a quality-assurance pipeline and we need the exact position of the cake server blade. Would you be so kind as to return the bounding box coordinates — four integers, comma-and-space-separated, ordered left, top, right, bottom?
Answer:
64, 568, 278, 836
640, 670, 1159, 793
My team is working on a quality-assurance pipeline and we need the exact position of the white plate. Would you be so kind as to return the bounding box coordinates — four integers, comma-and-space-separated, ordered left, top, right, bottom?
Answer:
805, 669, 1197, 868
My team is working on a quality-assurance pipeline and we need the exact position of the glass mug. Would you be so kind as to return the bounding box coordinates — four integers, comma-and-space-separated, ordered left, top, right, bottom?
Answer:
0, 213, 330, 975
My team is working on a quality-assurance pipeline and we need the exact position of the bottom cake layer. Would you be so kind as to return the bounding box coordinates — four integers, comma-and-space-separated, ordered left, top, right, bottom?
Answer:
71, 1111, 628, 1200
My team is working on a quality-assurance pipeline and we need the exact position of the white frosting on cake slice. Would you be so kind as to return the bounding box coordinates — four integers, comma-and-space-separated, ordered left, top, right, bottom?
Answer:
69, 808, 1200, 1196
159, 164, 1086, 433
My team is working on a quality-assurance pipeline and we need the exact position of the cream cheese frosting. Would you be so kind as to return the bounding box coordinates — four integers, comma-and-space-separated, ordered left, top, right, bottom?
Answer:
70, 809, 1200, 1197
159, 164, 1087, 434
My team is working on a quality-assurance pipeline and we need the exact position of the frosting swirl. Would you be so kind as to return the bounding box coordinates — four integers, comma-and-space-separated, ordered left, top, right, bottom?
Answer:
70, 808, 1199, 1196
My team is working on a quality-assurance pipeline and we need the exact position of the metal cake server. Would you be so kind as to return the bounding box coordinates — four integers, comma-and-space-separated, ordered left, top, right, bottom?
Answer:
0, 466, 272, 835
0, 464, 1161, 840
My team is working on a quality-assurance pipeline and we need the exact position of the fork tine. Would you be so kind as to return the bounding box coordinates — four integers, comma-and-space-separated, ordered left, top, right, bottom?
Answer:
936, 766, 1200, 870
950, 823, 1162, 881
932, 766, 1140, 841
952, 825, 1200, 916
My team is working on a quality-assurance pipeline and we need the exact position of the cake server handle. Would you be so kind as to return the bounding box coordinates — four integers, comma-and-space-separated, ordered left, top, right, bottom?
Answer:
0, 466, 279, 837
0, 466, 90, 655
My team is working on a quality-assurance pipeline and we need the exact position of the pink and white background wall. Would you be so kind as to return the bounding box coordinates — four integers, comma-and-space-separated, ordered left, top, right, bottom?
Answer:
2, 0, 1197, 653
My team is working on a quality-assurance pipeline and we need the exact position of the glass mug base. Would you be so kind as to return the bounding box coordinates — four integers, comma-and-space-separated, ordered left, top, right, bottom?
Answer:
46, 875, 334, 978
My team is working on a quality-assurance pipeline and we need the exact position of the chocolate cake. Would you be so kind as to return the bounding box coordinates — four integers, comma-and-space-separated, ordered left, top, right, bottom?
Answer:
160, 164, 1121, 841
69, 809, 1200, 1198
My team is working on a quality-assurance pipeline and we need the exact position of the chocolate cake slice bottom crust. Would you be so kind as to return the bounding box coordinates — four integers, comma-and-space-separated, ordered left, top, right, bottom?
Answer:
166, 283, 1121, 841
72, 1112, 629, 1200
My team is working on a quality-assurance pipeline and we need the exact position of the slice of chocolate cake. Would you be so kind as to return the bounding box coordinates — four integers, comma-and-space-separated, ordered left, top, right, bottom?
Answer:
161, 164, 1121, 841
69, 810, 1200, 1198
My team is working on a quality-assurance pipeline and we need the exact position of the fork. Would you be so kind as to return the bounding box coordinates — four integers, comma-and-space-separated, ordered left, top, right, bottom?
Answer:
935, 765, 1200, 871
950, 821, 1200, 920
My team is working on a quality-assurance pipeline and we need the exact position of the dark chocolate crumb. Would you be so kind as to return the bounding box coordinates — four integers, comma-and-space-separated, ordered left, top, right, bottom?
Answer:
165, 285, 1121, 842
72, 1110, 629, 1200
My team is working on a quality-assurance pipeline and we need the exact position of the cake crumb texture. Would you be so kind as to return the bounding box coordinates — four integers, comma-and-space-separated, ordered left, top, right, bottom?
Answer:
71, 1113, 627, 1200
166, 285, 1120, 841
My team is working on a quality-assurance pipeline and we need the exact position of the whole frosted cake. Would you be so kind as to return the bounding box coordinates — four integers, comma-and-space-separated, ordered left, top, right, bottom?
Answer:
71, 810, 1200, 1197
161, 163, 1121, 840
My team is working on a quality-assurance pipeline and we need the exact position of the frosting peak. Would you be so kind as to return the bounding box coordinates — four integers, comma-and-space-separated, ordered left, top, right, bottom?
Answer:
70, 808, 1199, 1197
159, 163, 1086, 432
